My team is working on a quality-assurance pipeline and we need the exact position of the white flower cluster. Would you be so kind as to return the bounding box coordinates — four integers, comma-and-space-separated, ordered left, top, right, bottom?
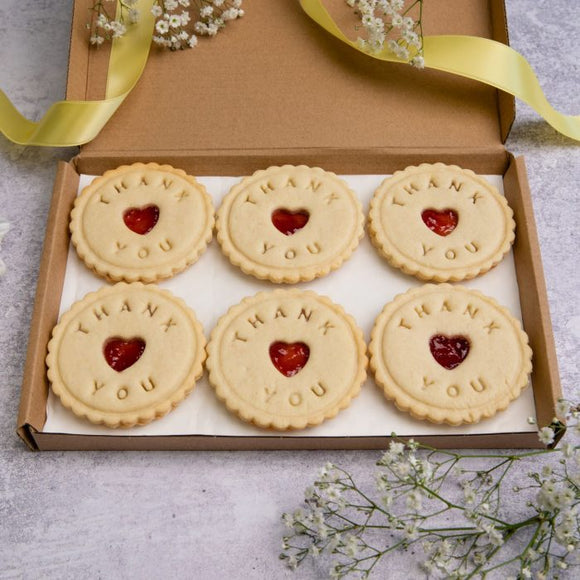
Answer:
346, 0, 424, 67
89, 0, 139, 45
88, 0, 243, 50
152, 0, 243, 50
281, 401, 580, 578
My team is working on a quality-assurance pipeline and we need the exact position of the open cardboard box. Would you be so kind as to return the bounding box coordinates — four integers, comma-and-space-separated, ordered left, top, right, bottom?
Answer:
17, 0, 562, 450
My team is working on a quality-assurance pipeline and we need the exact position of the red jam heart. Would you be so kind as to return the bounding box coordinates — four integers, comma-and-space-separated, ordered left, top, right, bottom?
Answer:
123, 205, 160, 235
429, 335, 470, 370
421, 209, 458, 237
269, 341, 310, 377
103, 337, 146, 372
271, 209, 310, 236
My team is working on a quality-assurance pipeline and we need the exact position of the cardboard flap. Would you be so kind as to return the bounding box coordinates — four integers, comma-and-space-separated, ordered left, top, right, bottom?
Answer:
17, 162, 80, 442
504, 156, 562, 427
71, 0, 513, 171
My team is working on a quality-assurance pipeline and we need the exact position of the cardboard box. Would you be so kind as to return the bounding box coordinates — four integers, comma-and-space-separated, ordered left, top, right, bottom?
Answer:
17, 0, 561, 450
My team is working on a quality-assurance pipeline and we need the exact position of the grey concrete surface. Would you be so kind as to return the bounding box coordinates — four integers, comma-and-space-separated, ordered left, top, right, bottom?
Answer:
0, 1, 578, 578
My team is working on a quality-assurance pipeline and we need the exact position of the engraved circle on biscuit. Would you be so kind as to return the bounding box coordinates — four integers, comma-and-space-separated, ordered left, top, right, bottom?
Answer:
216, 166, 365, 282
369, 285, 532, 425
369, 164, 515, 281
70, 163, 214, 282
46, 283, 206, 427
207, 290, 368, 429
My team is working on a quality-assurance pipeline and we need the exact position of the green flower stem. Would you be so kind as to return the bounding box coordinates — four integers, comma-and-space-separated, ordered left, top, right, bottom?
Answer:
416, 481, 512, 527
465, 529, 517, 579
413, 441, 557, 461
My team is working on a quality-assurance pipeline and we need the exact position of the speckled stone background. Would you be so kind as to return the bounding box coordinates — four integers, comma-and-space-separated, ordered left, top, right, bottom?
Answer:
0, 1, 578, 578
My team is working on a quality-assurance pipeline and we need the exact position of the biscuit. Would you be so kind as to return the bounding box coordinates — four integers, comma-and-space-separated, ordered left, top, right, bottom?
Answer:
368, 164, 515, 281
70, 163, 214, 282
216, 165, 364, 283
206, 289, 368, 430
369, 284, 532, 425
46, 283, 206, 428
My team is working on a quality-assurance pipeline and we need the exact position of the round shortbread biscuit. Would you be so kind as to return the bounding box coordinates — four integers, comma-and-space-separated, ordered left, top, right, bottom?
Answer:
216, 165, 364, 283
46, 283, 206, 428
369, 284, 532, 425
70, 163, 214, 282
206, 289, 367, 430
368, 163, 515, 281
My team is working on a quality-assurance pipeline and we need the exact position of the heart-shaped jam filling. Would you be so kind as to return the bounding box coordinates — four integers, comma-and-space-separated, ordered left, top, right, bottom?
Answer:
271, 209, 310, 236
421, 209, 458, 237
429, 334, 470, 370
103, 337, 146, 372
123, 205, 160, 235
269, 341, 310, 377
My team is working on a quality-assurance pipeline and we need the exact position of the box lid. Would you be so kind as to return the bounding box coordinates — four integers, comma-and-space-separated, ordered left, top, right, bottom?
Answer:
69, 0, 514, 173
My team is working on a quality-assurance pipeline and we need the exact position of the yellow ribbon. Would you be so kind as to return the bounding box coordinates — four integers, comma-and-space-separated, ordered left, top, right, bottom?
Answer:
300, 0, 580, 142
1, 0, 578, 146
0, 0, 155, 147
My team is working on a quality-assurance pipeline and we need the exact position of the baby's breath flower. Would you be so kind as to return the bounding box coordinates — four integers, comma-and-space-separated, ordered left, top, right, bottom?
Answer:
404, 523, 419, 540
169, 14, 182, 28
324, 484, 342, 503
287, 554, 298, 570
557, 399, 571, 417
391, 14, 403, 28
156, 20, 170, 34
394, 459, 411, 478
556, 486, 575, 509
402, 16, 414, 30
348, 0, 423, 63
382, 493, 395, 510
327, 533, 341, 553
389, 441, 405, 455
406, 489, 422, 511
343, 534, 360, 558
482, 523, 504, 546
539, 427, 555, 445
463, 483, 476, 505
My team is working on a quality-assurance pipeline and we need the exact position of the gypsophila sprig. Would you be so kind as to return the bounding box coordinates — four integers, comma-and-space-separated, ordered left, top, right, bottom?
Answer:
88, 0, 243, 50
346, 0, 424, 67
88, 0, 138, 44
281, 400, 580, 578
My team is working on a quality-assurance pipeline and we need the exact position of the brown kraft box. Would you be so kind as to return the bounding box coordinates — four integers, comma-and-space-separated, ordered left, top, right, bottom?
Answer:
17, 0, 561, 450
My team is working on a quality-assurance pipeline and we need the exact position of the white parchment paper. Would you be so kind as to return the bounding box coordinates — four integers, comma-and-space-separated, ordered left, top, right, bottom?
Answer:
43, 174, 537, 438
